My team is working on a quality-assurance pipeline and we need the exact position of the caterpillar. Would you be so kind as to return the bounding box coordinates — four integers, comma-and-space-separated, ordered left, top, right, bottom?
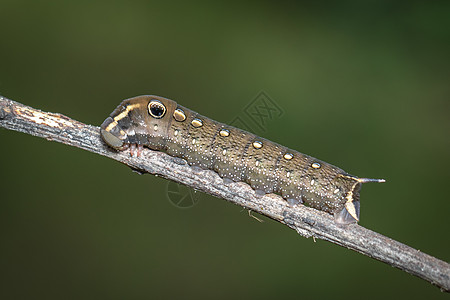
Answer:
100, 95, 384, 225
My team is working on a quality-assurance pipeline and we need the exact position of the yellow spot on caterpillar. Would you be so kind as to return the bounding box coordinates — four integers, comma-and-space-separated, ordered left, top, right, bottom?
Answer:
220, 129, 230, 137
191, 118, 203, 127
173, 109, 186, 122
252, 141, 263, 149
283, 153, 293, 160
312, 162, 321, 169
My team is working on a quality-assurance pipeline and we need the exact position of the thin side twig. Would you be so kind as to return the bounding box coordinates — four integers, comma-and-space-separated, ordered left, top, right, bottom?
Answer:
0, 95, 449, 292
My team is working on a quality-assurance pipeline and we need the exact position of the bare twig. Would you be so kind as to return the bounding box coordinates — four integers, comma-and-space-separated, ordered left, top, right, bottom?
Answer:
0, 95, 449, 292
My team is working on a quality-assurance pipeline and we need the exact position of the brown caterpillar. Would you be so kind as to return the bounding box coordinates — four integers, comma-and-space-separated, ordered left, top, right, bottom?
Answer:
101, 95, 384, 225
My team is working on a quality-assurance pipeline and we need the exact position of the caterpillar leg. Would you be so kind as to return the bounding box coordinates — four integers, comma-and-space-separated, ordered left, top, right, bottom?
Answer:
334, 200, 360, 225
127, 143, 144, 157
286, 198, 303, 207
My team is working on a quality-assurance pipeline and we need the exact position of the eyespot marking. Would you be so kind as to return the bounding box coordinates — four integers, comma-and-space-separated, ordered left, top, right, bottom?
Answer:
148, 100, 166, 119
219, 129, 230, 137
312, 162, 321, 169
191, 118, 203, 128
284, 153, 293, 160
173, 108, 186, 122
252, 141, 263, 149
153, 124, 158, 131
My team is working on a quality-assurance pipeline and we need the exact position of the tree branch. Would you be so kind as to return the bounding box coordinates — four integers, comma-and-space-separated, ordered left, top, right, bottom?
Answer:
0, 95, 449, 292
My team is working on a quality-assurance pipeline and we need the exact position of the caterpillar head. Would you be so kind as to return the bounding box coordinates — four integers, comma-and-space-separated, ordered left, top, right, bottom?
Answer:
100, 95, 178, 150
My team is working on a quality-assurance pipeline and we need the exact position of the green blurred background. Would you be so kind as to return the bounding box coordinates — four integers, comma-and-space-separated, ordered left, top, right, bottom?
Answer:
1, 1, 449, 299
